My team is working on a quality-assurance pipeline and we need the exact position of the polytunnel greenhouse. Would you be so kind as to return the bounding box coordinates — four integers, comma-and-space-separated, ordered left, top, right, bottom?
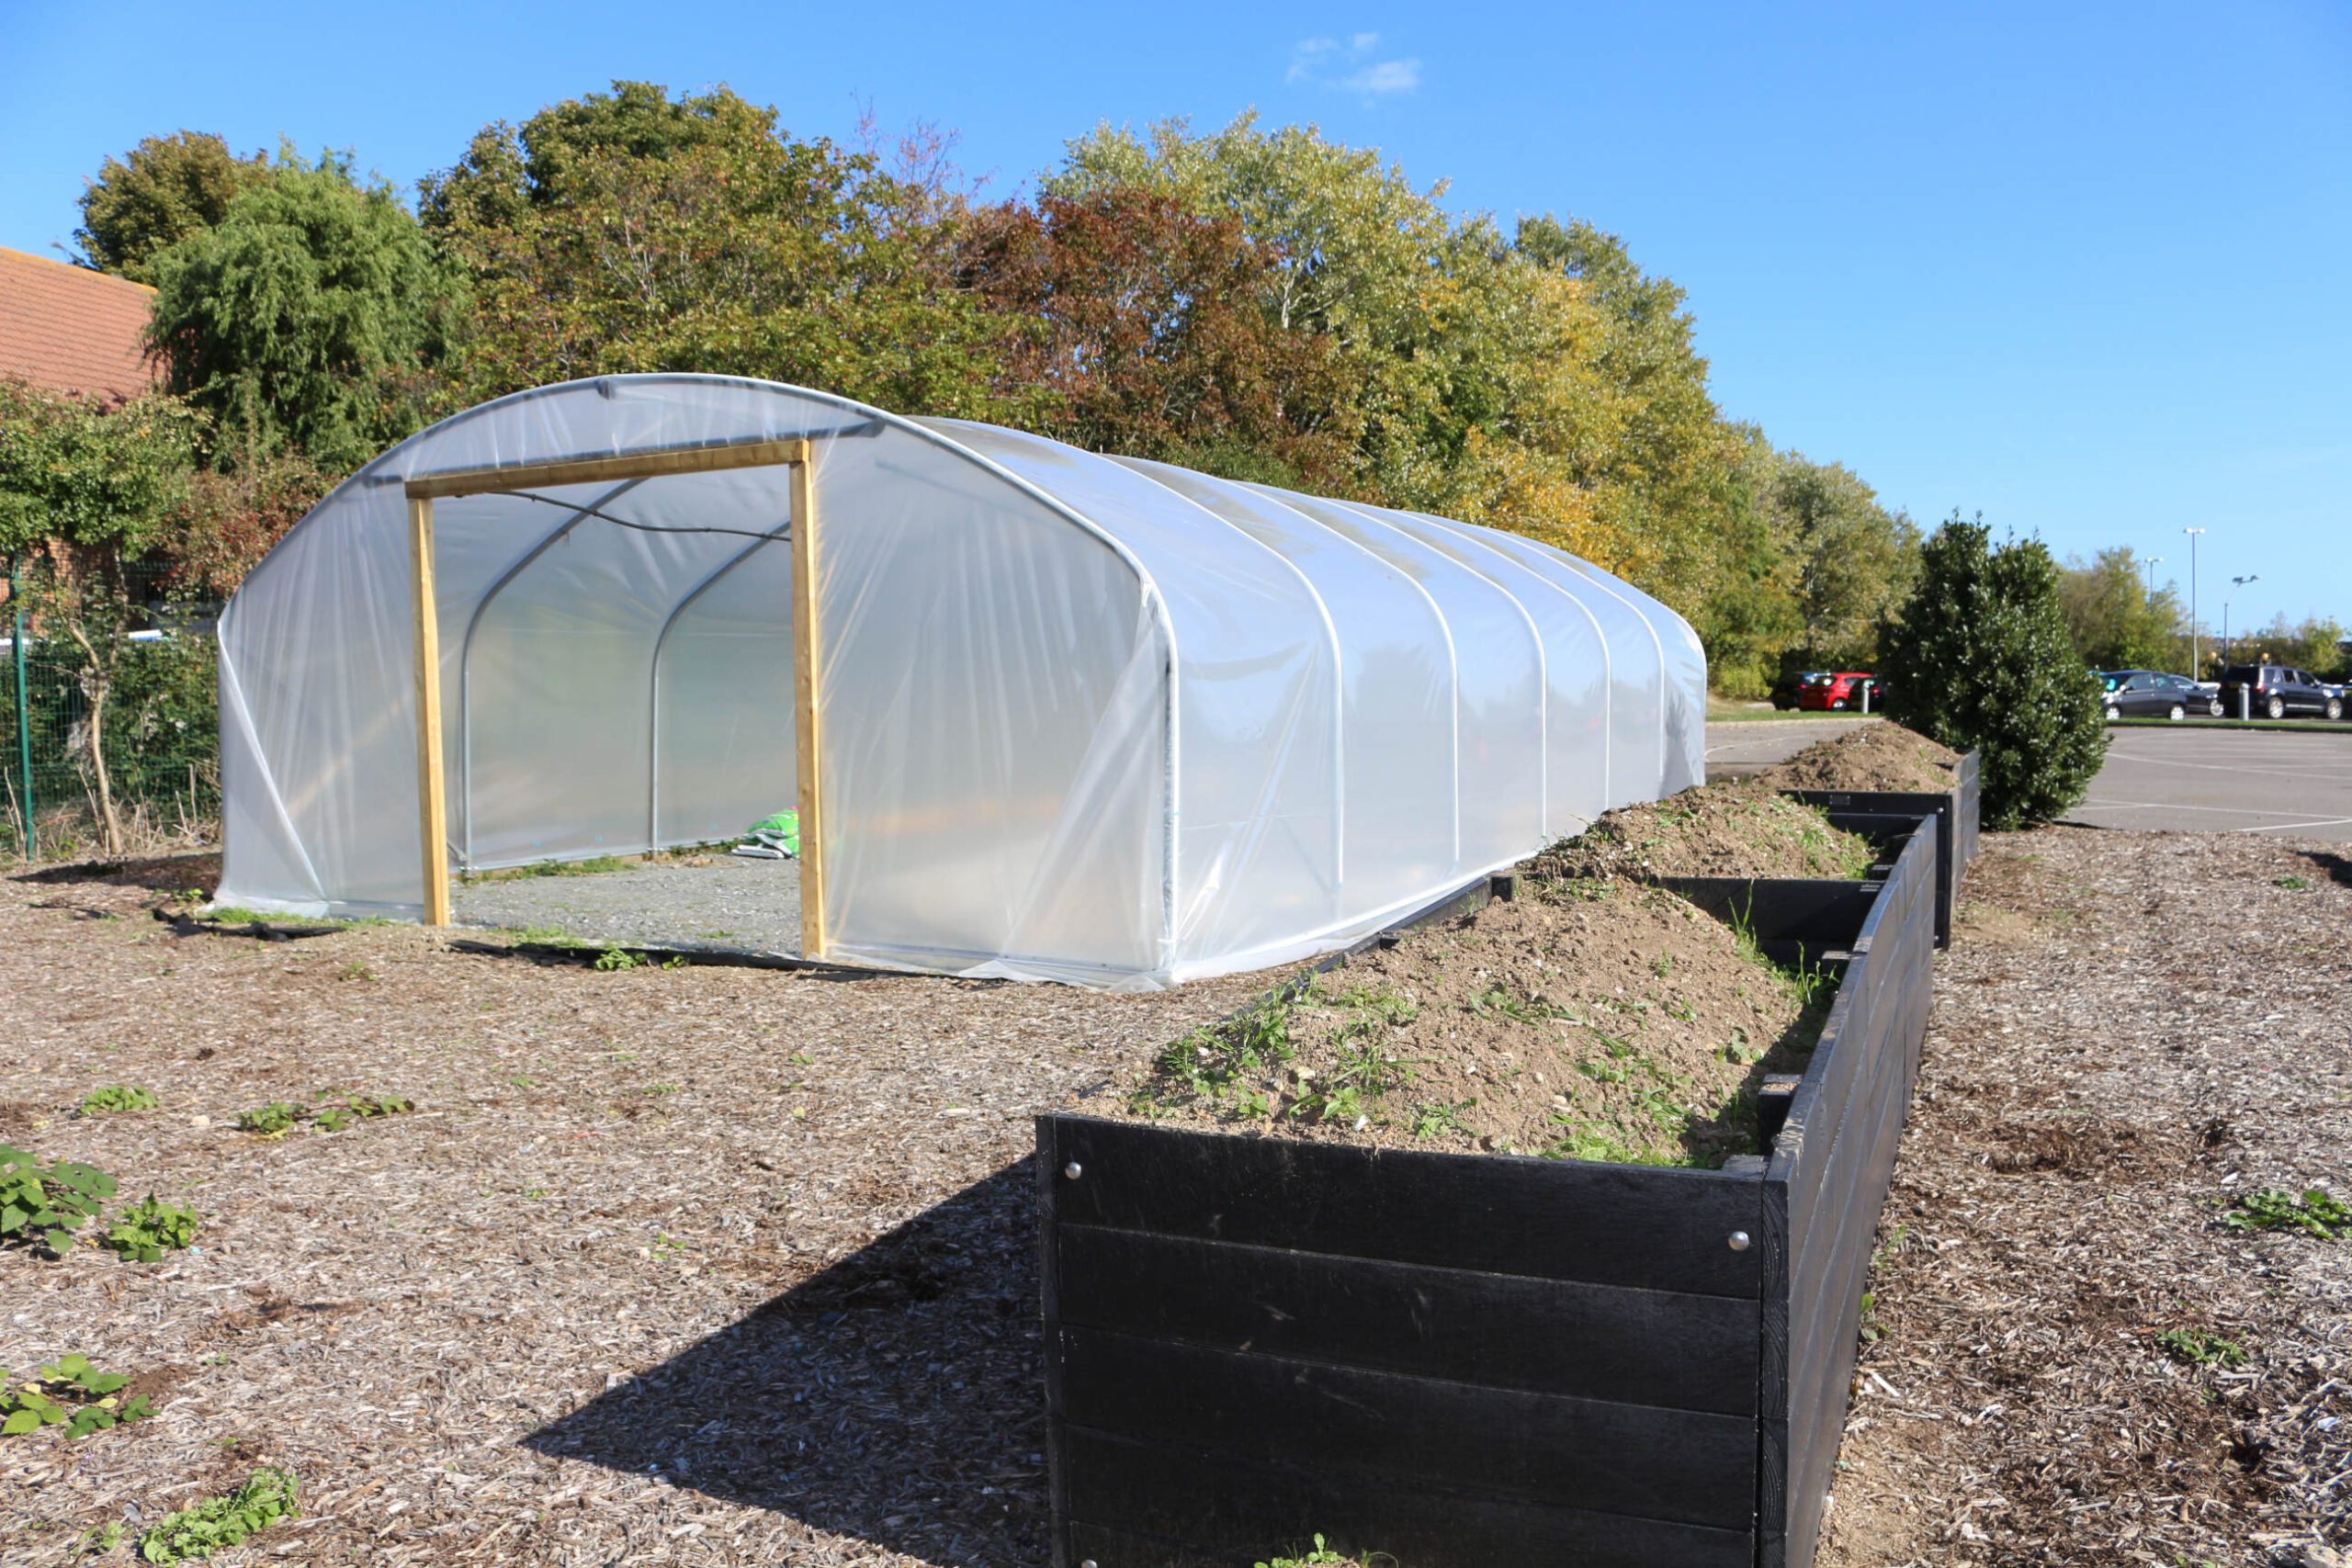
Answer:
214, 374, 1706, 987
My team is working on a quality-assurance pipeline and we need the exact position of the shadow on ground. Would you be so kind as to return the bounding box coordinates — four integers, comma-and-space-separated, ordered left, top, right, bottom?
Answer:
526, 1159, 1045, 1567
2300, 850, 2352, 889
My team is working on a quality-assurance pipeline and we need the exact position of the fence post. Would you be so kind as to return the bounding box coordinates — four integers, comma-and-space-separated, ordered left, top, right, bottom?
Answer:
7, 557, 32, 859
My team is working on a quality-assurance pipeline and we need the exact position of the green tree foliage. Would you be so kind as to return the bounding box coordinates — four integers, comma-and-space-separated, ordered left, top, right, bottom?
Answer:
1879, 515, 2107, 829
74, 131, 270, 283
1766, 450, 1919, 665
422, 81, 1023, 420
2233, 614, 2348, 680
2057, 547, 2185, 671
145, 150, 458, 473
0, 385, 203, 847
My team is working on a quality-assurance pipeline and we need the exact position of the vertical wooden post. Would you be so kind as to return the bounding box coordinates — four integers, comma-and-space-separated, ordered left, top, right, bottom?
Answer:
410, 495, 451, 927
790, 457, 825, 958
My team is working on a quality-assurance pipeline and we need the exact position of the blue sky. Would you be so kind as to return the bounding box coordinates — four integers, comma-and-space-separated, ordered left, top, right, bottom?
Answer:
4, 0, 2348, 626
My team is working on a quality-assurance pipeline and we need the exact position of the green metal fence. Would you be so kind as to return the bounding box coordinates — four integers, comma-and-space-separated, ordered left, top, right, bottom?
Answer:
2, 625, 220, 859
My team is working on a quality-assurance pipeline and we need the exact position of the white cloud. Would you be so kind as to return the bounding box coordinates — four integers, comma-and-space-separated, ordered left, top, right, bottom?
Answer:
1287, 32, 1421, 97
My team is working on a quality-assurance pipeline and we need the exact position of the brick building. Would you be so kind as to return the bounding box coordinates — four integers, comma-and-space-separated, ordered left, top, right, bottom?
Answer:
0, 246, 159, 405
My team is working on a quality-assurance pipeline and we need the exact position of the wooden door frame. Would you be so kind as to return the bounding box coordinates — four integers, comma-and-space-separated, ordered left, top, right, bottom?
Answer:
402, 436, 826, 957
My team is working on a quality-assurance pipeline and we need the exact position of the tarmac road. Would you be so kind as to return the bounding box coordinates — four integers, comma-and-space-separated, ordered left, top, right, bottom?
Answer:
1705, 716, 2352, 842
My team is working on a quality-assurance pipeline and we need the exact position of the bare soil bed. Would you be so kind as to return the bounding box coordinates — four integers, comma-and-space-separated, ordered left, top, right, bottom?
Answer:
1758, 719, 1962, 793
0, 854, 1277, 1566
1112, 876, 1825, 1168
1531, 775, 1878, 880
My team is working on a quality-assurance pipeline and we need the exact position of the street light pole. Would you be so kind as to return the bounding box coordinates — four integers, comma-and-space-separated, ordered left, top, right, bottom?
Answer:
2226, 574, 2259, 668
2183, 527, 2206, 675
2142, 555, 2163, 596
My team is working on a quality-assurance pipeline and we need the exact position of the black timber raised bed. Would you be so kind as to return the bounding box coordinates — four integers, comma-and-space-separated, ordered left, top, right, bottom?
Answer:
1779, 748, 1979, 949
1036, 821, 1939, 1568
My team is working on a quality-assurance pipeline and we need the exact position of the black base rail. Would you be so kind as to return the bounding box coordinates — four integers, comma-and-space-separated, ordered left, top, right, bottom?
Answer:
1038, 821, 1940, 1568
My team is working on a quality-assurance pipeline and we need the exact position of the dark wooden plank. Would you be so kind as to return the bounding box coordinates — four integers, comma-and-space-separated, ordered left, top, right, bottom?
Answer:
1061, 1425, 1758, 1568
1646, 875, 1878, 952
1060, 1326, 1757, 1529
1038, 1118, 1073, 1568
1758, 1175, 1792, 1568
1046, 1116, 1767, 1298
1056, 1224, 1759, 1416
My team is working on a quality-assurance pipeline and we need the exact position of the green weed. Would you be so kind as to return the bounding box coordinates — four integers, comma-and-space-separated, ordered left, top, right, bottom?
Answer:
2275, 875, 2311, 891
593, 945, 644, 971
77, 1086, 157, 1116
102, 1197, 197, 1262
232, 1102, 300, 1137
2154, 1326, 2247, 1369
139, 1467, 300, 1562
1131, 998, 1297, 1119
1, 1354, 155, 1439
464, 855, 632, 884
0, 1145, 116, 1257
1410, 1100, 1476, 1139
313, 1094, 413, 1134
1467, 982, 1571, 1024
2225, 1187, 2352, 1239
1288, 1042, 1410, 1124
336, 961, 376, 984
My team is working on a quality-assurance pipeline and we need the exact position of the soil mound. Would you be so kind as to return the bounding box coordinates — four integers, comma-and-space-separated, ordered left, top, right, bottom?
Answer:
1529, 778, 1877, 882
1113, 875, 1827, 1168
1760, 722, 1960, 793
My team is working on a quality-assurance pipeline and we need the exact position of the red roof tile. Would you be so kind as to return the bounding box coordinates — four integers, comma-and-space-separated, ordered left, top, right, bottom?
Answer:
0, 247, 160, 405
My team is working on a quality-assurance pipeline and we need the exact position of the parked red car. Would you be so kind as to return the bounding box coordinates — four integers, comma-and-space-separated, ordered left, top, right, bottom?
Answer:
1795, 671, 1883, 711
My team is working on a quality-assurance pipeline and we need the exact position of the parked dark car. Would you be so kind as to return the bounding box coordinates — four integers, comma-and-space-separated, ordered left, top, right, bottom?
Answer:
2098, 669, 2224, 720
1770, 669, 1826, 710
1796, 671, 1883, 711
2216, 663, 2344, 720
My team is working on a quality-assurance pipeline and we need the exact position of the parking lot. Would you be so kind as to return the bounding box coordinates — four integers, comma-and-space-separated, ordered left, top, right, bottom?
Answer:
1708, 717, 2352, 841
2067, 724, 2352, 839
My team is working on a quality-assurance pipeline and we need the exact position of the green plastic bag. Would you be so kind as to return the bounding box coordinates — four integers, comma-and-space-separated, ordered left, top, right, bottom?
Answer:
745, 810, 799, 858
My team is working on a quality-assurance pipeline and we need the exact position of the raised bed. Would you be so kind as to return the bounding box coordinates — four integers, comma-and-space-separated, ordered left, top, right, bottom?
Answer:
1036, 821, 1939, 1568
1780, 748, 1978, 948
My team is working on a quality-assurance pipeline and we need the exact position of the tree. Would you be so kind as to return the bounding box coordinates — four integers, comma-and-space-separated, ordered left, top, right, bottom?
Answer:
423, 81, 1023, 421
1769, 452, 1918, 665
961, 188, 1364, 489
0, 384, 202, 850
74, 131, 269, 283
145, 151, 458, 472
2058, 547, 2185, 671
1878, 515, 2107, 829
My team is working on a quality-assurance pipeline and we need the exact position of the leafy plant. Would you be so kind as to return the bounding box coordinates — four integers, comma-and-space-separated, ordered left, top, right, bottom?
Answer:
2, 1354, 155, 1439
592, 945, 643, 971
233, 1101, 299, 1137
2154, 1326, 2247, 1369
139, 1466, 300, 1562
1258, 1535, 1351, 1567
103, 1196, 197, 1262
336, 961, 376, 983
2275, 875, 2310, 891
78, 1085, 158, 1115
1410, 1100, 1476, 1139
313, 1093, 413, 1133
0, 1145, 118, 1257
1131, 997, 1297, 1118
2226, 1187, 2352, 1239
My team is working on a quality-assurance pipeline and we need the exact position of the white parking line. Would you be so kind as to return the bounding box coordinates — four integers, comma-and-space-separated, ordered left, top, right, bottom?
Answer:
2239, 816, 2352, 834
2104, 750, 2352, 784
2080, 797, 2312, 818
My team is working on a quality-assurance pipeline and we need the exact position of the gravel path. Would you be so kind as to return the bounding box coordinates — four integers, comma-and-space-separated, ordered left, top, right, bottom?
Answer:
454, 855, 803, 955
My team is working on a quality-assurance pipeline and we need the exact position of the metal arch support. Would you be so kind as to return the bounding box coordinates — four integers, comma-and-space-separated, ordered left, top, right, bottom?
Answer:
453, 478, 650, 868
645, 516, 792, 852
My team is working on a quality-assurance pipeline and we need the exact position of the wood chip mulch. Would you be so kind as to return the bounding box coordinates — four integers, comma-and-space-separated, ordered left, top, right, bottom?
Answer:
0, 853, 1274, 1566
1819, 829, 2352, 1568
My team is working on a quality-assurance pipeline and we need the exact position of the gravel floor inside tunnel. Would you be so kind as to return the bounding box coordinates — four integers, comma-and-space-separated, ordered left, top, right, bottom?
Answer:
452, 854, 805, 956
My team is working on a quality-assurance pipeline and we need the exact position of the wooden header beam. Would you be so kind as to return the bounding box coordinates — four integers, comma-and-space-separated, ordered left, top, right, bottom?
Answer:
406, 437, 826, 959
404, 437, 810, 501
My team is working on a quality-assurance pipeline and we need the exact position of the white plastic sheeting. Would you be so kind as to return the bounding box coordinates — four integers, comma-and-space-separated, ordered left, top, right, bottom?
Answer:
215, 374, 1705, 987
